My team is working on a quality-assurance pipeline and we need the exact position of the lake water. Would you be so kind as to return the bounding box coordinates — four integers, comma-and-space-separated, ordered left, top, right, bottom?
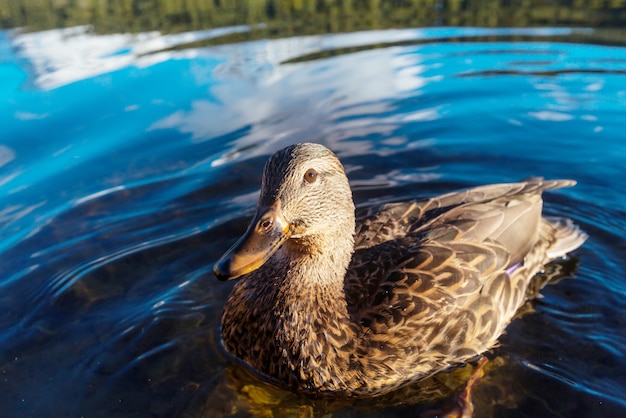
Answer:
1, 4, 626, 418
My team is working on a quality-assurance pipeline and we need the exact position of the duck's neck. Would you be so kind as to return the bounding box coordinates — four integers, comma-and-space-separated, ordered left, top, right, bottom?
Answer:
285, 226, 353, 278
270, 235, 358, 388
222, 229, 359, 391
275, 229, 355, 327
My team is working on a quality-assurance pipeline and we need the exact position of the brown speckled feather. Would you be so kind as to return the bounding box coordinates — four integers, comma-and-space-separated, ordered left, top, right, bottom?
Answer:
344, 181, 579, 393
217, 144, 587, 397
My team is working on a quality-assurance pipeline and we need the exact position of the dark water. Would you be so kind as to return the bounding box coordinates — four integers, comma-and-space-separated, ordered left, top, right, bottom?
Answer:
1, 7, 626, 418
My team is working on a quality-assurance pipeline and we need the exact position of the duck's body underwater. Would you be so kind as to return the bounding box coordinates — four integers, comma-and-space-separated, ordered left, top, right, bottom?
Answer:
214, 143, 586, 397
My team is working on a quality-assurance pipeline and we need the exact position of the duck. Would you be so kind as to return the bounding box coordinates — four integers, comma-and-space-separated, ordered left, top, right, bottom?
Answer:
214, 142, 587, 397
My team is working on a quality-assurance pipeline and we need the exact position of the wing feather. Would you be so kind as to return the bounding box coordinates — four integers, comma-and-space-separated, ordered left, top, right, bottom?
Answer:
345, 180, 578, 377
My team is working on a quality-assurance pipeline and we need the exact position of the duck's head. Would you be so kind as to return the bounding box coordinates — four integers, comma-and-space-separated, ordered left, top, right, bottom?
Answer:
214, 143, 355, 281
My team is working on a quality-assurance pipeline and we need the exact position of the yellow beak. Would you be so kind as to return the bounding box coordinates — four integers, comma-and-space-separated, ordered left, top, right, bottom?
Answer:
214, 202, 292, 281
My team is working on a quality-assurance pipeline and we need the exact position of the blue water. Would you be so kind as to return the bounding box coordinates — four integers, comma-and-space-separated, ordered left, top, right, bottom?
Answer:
1, 25, 626, 417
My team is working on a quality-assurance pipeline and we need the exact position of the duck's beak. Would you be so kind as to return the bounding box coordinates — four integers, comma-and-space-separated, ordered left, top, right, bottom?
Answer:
214, 202, 292, 281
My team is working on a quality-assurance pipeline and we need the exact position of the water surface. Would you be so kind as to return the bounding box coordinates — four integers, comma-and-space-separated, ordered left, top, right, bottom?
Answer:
1, 12, 626, 418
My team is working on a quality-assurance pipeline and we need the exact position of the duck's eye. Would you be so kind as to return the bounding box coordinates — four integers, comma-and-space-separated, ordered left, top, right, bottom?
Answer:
259, 218, 273, 232
304, 168, 318, 183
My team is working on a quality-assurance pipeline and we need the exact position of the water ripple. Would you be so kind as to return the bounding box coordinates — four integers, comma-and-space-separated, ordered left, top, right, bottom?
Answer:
2, 25, 626, 417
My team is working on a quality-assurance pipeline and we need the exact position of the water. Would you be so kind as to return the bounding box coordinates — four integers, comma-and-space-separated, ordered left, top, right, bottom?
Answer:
1, 15, 626, 418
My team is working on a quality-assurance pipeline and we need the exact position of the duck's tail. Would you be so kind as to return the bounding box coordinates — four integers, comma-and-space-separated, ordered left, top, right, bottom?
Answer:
544, 216, 588, 260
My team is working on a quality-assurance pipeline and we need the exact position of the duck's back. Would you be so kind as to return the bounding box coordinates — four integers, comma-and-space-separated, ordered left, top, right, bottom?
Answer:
345, 180, 586, 393
354, 180, 575, 249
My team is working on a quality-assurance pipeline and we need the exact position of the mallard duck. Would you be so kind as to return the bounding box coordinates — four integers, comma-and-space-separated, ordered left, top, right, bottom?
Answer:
214, 143, 586, 397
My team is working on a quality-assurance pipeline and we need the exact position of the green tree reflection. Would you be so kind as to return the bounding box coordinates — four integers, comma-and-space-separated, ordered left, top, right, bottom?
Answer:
0, 0, 625, 35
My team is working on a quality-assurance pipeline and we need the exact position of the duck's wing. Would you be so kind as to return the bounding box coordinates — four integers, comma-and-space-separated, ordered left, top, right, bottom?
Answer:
346, 180, 580, 377
346, 235, 518, 381
349, 179, 577, 306
354, 180, 575, 250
